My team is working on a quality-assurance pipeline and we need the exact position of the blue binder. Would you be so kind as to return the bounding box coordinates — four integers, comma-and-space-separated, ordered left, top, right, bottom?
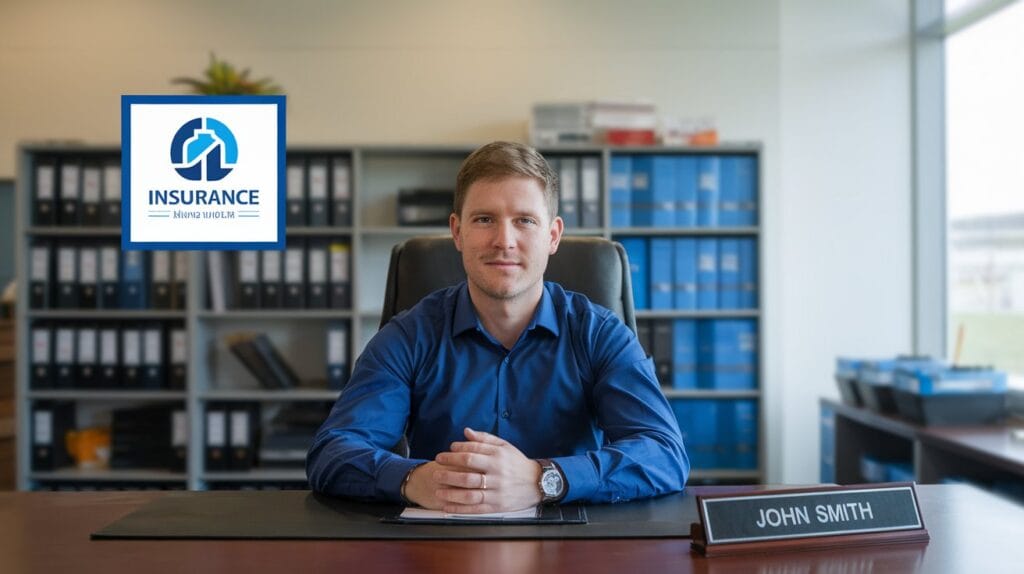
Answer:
620, 237, 649, 310
696, 239, 718, 310
120, 250, 148, 309
718, 239, 740, 309
731, 399, 758, 469
674, 400, 719, 469
673, 238, 697, 309
609, 156, 632, 228
649, 238, 674, 310
719, 156, 756, 227
650, 156, 676, 228
739, 239, 758, 308
672, 320, 698, 389
630, 156, 653, 227
675, 156, 698, 227
710, 320, 757, 390
697, 156, 720, 227
724, 155, 758, 226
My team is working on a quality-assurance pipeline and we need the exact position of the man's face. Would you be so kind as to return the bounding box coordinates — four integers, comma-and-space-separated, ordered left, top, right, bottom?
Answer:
450, 176, 563, 305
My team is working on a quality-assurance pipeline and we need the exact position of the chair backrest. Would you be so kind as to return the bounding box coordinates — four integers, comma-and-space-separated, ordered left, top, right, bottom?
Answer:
379, 235, 637, 333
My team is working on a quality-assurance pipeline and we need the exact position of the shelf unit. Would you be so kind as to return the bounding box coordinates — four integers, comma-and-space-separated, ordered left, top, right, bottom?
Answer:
820, 398, 1024, 497
16, 142, 764, 490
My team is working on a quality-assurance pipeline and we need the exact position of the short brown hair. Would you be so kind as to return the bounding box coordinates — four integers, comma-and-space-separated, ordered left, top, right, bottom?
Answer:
454, 141, 558, 220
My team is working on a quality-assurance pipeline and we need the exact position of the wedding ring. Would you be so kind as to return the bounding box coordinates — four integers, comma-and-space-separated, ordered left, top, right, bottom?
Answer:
481, 473, 487, 490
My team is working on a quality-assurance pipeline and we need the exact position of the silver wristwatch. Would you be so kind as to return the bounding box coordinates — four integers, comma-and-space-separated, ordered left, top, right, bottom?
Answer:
538, 459, 566, 503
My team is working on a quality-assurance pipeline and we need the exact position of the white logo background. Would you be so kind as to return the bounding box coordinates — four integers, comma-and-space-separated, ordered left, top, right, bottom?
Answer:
128, 103, 280, 244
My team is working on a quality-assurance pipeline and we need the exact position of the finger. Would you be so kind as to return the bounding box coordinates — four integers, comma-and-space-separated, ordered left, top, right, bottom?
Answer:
435, 451, 488, 471
435, 488, 485, 505
464, 427, 508, 446
449, 441, 499, 456
443, 503, 501, 515
433, 470, 486, 489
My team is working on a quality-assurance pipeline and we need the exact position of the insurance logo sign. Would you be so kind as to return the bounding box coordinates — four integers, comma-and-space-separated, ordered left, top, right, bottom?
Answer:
121, 95, 285, 250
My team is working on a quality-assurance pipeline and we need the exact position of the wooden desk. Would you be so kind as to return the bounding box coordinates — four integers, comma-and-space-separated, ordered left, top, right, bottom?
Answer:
823, 398, 1024, 485
2, 485, 1024, 573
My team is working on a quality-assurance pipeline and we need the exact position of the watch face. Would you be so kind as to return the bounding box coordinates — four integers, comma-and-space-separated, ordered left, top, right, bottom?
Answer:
541, 469, 563, 496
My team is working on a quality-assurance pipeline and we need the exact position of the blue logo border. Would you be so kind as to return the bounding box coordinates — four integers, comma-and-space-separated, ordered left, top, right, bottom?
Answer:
121, 95, 287, 251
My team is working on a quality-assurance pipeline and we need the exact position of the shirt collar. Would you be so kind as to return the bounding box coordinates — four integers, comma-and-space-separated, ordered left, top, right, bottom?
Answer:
452, 282, 561, 338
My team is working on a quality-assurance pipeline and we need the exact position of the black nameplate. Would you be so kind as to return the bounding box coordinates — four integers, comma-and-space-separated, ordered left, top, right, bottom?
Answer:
698, 484, 924, 545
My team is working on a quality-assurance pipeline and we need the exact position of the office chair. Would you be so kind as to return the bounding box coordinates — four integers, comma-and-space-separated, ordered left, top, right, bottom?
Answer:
379, 235, 637, 334
377, 235, 637, 457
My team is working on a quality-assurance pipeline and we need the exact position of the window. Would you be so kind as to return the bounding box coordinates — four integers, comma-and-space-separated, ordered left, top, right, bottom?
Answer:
945, 0, 1024, 388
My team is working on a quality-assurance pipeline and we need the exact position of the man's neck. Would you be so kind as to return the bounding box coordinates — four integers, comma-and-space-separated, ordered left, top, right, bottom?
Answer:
468, 282, 544, 350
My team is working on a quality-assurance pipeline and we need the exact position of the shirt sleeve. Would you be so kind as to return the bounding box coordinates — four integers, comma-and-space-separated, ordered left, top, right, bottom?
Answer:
553, 315, 690, 504
306, 321, 428, 502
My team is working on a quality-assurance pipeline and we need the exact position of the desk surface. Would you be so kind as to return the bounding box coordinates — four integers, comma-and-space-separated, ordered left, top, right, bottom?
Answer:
2, 485, 1024, 574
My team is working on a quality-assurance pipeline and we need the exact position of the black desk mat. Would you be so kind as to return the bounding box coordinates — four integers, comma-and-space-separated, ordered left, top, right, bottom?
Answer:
92, 490, 700, 540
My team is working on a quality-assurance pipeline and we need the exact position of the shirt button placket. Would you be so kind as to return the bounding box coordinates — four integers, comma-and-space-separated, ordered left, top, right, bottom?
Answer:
497, 351, 510, 430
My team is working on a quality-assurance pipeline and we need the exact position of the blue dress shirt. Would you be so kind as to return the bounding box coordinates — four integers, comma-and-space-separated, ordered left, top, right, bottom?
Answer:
307, 281, 689, 504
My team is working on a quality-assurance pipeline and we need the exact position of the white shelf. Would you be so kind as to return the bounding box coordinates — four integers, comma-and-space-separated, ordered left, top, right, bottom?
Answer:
200, 389, 340, 402
16, 143, 766, 490
202, 469, 307, 482
28, 390, 187, 401
30, 468, 187, 482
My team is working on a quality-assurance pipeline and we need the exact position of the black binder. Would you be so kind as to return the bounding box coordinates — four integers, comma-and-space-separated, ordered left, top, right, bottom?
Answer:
286, 159, 307, 226
168, 327, 187, 390
170, 408, 188, 472
237, 251, 261, 309
227, 332, 300, 390
652, 319, 673, 387
307, 158, 329, 226
283, 240, 305, 309
121, 327, 142, 389
99, 327, 121, 389
636, 319, 653, 358
331, 156, 352, 226
34, 160, 57, 226
580, 156, 602, 228
75, 326, 99, 389
31, 323, 54, 389
29, 241, 52, 309
55, 245, 79, 308
99, 245, 120, 308
54, 325, 76, 389
328, 240, 351, 309
260, 250, 283, 308
81, 163, 103, 226
78, 246, 98, 309
102, 163, 122, 227
141, 323, 165, 389
326, 322, 350, 390
59, 160, 81, 225
306, 240, 328, 308
558, 157, 580, 228
151, 251, 173, 309
172, 251, 188, 309
31, 401, 76, 471
228, 402, 260, 471
382, 504, 588, 526
205, 403, 229, 471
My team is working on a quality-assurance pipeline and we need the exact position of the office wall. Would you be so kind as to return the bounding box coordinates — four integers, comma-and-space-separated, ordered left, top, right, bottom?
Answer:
778, 0, 913, 482
0, 0, 914, 484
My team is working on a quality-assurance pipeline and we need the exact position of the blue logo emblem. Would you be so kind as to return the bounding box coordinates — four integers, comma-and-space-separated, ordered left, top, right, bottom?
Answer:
170, 117, 238, 181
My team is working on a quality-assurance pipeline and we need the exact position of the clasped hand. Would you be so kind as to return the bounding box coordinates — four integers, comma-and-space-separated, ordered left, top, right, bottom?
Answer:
403, 427, 542, 514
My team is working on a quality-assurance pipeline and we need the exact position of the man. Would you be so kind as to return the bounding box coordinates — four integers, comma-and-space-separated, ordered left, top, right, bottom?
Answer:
307, 141, 688, 513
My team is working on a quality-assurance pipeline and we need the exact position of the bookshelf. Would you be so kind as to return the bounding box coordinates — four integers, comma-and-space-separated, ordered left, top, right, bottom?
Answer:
15, 142, 764, 490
